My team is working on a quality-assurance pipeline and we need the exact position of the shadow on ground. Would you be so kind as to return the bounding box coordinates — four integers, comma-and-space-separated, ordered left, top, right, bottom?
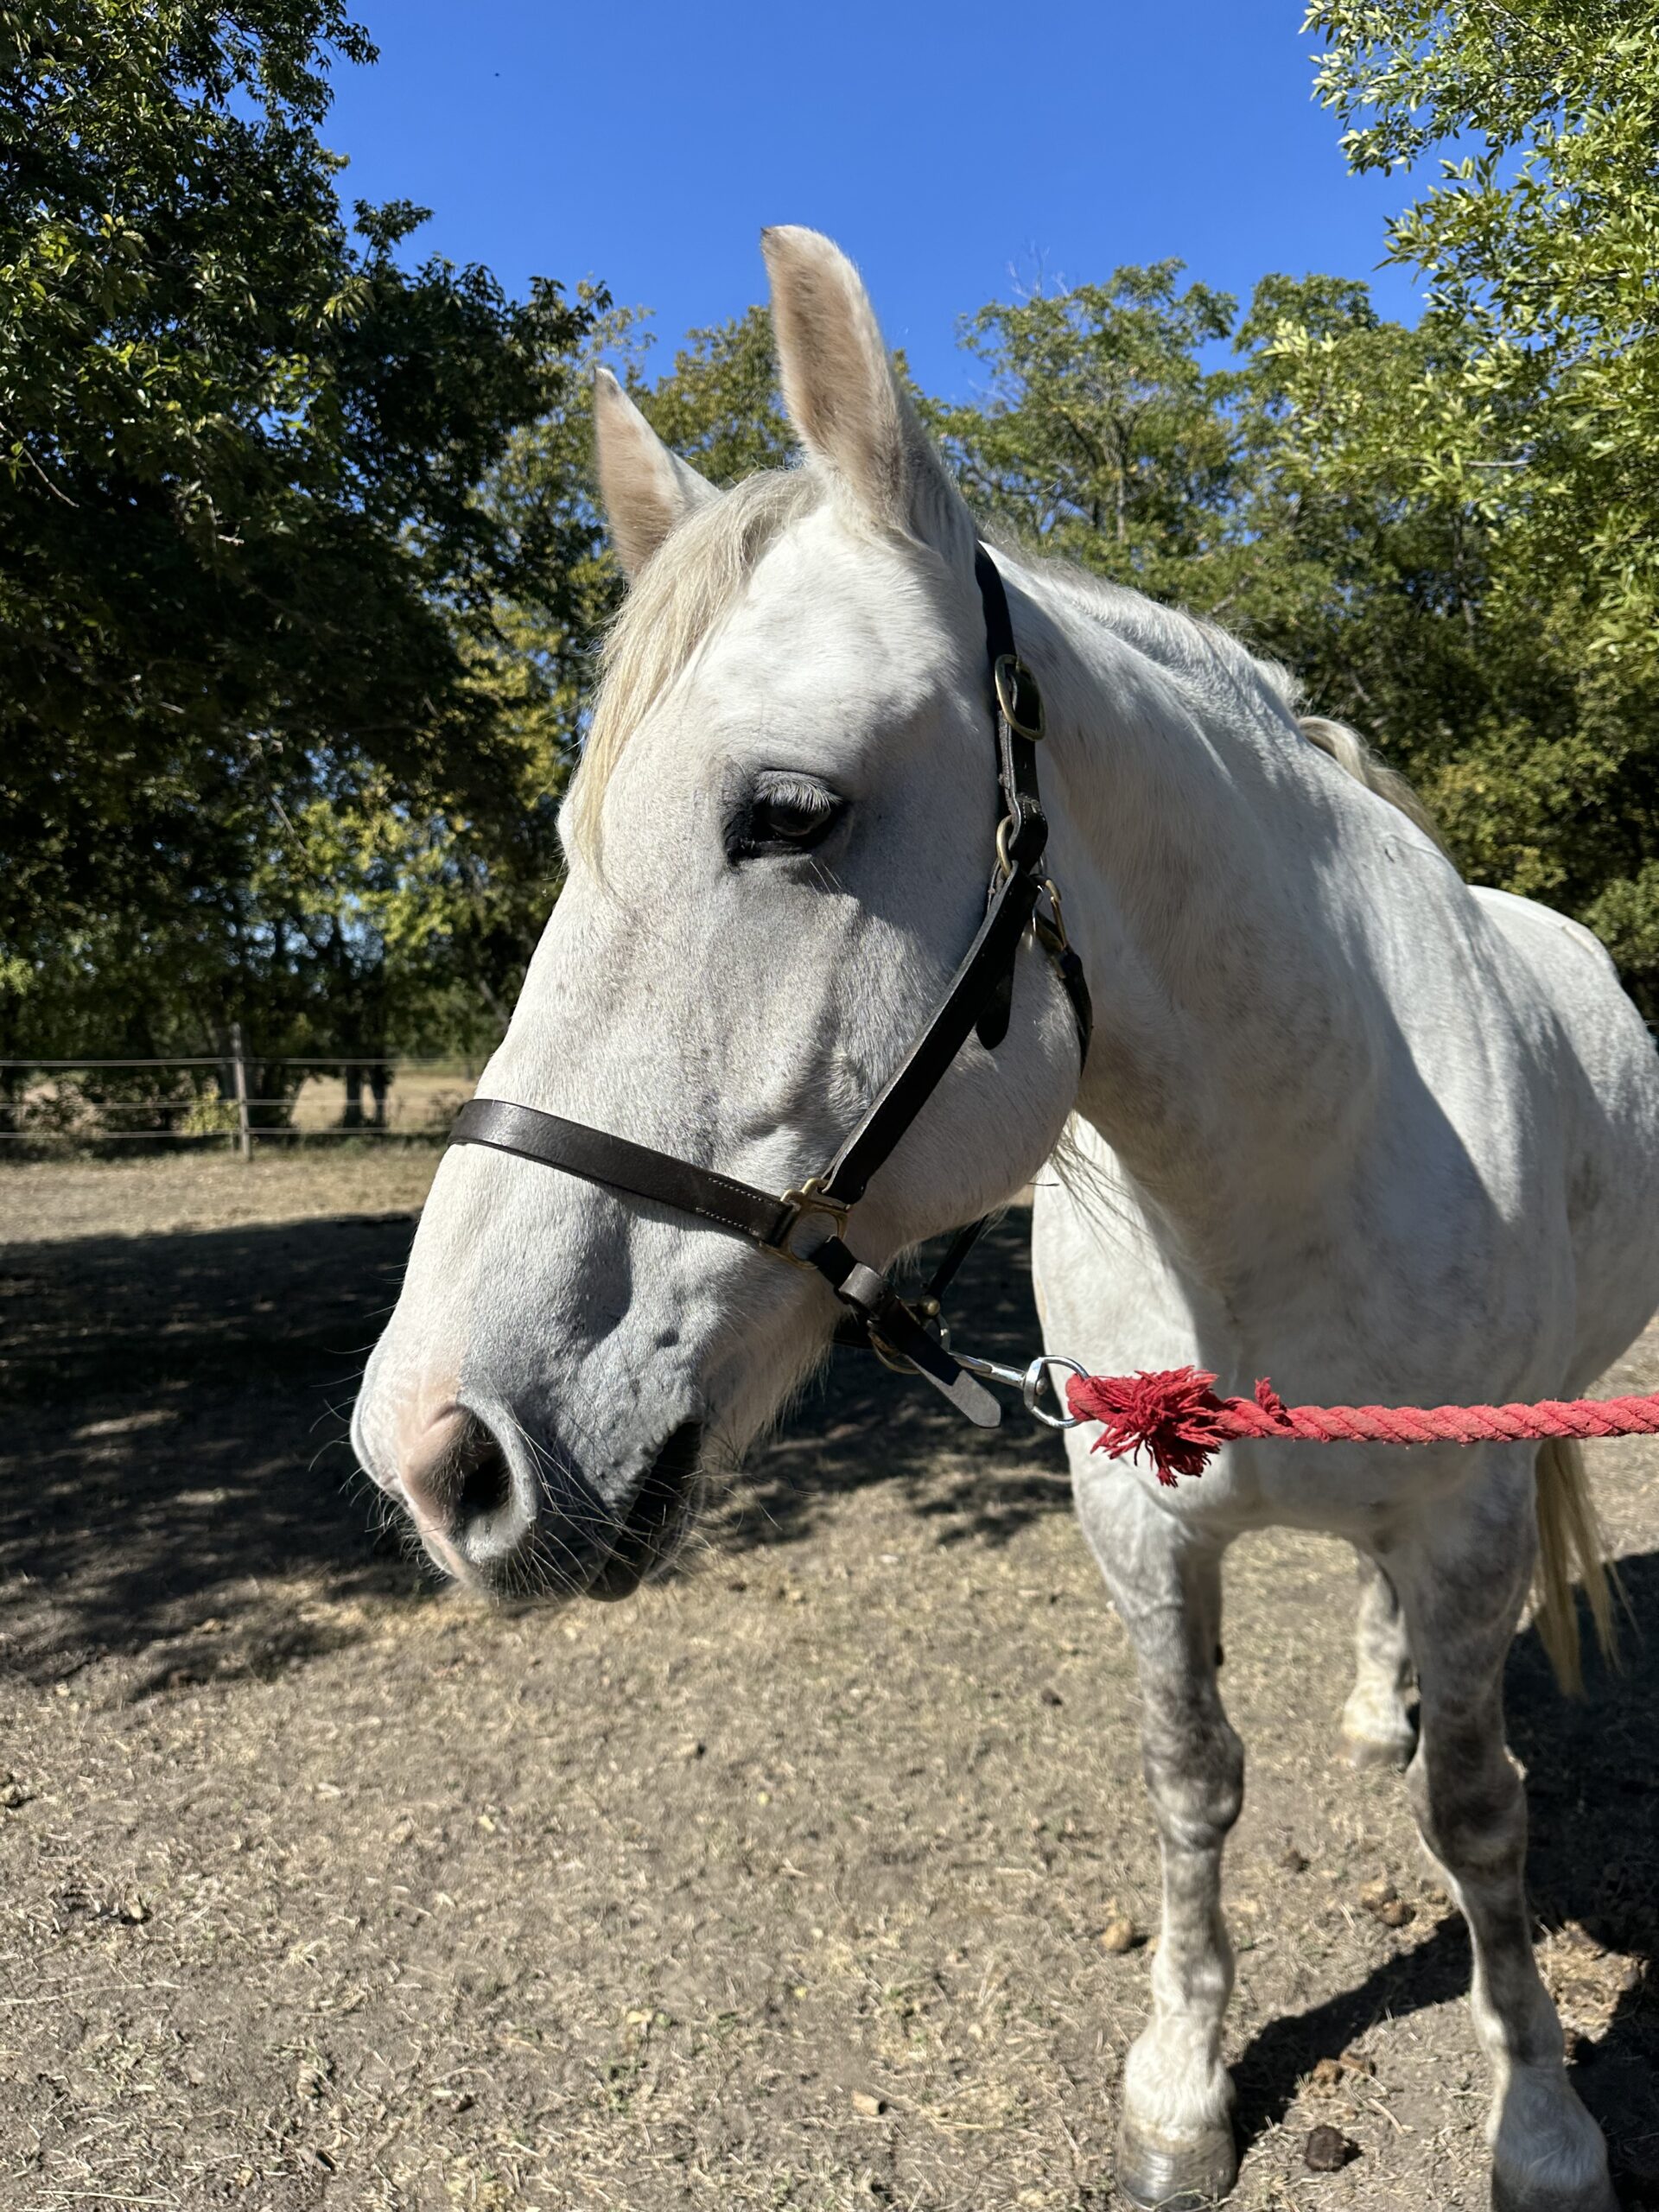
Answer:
1231, 1558, 1659, 2186
0, 1205, 1061, 1680
0, 1208, 429, 1679
4, 1200, 1656, 2176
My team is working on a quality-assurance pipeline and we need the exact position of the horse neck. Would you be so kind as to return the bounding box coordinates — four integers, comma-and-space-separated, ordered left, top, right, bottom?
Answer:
1026, 571, 1386, 1242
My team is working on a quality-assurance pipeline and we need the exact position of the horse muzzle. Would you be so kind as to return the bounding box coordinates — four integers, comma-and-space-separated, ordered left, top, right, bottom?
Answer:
364, 1398, 704, 1601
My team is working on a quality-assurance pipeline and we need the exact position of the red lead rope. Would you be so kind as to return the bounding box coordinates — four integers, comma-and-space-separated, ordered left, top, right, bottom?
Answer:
1065, 1365, 1659, 1488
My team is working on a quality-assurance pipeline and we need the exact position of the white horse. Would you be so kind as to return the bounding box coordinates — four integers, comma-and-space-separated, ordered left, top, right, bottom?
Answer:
353, 229, 1659, 2210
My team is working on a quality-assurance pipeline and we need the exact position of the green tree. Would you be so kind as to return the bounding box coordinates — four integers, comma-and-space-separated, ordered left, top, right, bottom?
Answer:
925, 255, 1659, 1008
0, 1, 598, 1080
421, 295, 648, 1050
637, 305, 791, 485
1306, 0, 1659, 664
935, 264, 1237, 595
1294, 0, 1659, 1001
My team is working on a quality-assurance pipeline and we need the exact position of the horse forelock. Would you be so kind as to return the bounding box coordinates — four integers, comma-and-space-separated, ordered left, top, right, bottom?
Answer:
569, 467, 828, 861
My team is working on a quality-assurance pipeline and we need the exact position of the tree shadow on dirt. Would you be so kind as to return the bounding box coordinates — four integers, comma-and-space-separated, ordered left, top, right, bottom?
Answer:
1231, 1556, 1659, 2191
11, 1187, 1658, 2190
717, 1203, 1074, 1551
0, 1211, 431, 1682
0, 1203, 1064, 1681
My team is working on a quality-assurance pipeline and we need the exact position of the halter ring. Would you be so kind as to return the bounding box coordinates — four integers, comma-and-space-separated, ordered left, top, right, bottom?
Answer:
993, 812, 1016, 887
1023, 1353, 1089, 1429
994, 653, 1045, 741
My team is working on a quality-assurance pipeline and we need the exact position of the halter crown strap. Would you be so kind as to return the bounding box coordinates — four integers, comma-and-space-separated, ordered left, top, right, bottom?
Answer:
813, 550, 1073, 1208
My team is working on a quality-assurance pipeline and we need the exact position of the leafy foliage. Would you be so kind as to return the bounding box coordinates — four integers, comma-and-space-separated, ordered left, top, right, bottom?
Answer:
935, 264, 1236, 593
636, 306, 791, 485
1296, 0, 1659, 998
0, 1, 598, 1074
5, 0, 1656, 1095
1306, 0, 1659, 658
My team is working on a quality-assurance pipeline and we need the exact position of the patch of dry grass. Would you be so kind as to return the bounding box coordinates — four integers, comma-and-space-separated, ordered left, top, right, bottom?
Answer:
0, 1147, 441, 1244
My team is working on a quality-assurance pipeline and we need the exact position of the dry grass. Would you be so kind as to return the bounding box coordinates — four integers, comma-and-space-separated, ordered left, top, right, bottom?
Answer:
0, 1157, 1656, 2211
0, 1148, 442, 1244
288, 1070, 474, 1137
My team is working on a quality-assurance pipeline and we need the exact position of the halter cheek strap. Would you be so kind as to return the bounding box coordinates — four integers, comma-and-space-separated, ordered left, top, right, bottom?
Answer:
448, 547, 1090, 1428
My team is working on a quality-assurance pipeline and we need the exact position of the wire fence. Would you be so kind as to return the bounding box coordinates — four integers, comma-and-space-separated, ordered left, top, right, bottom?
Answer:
0, 1032, 481, 1156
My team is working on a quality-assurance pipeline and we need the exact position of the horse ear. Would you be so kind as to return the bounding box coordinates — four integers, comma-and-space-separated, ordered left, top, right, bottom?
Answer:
761, 226, 972, 557
593, 367, 721, 580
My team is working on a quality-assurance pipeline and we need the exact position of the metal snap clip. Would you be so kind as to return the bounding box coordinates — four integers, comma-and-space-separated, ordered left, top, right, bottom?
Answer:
1023, 1353, 1088, 1429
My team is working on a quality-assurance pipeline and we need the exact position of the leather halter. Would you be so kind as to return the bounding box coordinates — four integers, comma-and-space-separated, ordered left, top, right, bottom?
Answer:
449, 547, 1091, 1427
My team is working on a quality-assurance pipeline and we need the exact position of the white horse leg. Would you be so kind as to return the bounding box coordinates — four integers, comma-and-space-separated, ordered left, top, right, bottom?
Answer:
1075, 1478, 1240, 2209
1340, 1551, 1418, 1770
1393, 1477, 1615, 2212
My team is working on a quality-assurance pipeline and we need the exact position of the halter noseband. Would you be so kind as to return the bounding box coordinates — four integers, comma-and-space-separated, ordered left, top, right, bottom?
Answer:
448, 547, 1091, 1429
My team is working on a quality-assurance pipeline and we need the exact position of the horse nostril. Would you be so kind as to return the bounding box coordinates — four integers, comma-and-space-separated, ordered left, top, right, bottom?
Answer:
452, 1418, 512, 1527
403, 1407, 516, 1541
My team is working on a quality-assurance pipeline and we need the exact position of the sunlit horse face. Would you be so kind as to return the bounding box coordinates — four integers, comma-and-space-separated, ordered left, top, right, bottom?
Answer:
352, 230, 1078, 1599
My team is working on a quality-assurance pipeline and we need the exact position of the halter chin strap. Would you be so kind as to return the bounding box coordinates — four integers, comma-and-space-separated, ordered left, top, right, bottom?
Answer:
448, 546, 1090, 1429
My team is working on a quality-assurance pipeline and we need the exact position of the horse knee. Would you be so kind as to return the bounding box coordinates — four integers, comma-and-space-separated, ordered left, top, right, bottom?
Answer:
1408, 1734, 1526, 1883
1141, 1710, 1243, 1854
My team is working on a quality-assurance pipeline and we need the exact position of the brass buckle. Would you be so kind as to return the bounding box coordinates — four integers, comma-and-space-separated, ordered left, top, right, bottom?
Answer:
993, 653, 1045, 741
772, 1176, 850, 1267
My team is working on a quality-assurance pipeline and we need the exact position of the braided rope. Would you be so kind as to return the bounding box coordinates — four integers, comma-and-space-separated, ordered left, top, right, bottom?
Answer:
1065, 1364, 1659, 1487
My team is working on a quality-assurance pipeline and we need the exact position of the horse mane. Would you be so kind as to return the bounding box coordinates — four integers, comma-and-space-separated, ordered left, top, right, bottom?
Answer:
569, 467, 825, 859
1288, 709, 1449, 854
1021, 551, 1449, 856
573, 475, 1446, 864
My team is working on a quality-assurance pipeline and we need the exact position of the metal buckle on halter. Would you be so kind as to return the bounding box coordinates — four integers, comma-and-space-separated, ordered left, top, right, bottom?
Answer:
992, 808, 1049, 892
992, 813, 1016, 887
993, 653, 1045, 741
771, 1176, 851, 1267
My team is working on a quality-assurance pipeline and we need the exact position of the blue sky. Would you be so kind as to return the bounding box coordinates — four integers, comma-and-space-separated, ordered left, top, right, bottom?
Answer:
325, 1, 1427, 401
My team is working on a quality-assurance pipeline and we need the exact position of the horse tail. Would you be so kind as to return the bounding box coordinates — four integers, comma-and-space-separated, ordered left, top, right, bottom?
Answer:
1533, 1433, 1617, 1694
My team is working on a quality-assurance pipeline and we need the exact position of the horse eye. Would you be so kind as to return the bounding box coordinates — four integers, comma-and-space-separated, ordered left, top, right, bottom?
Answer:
732, 779, 842, 861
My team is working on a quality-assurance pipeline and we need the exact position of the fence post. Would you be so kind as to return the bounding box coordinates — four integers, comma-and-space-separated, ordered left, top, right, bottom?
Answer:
230, 1023, 252, 1162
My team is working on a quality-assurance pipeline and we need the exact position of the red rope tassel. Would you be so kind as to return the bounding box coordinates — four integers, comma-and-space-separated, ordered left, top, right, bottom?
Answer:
1065, 1365, 1659, 1488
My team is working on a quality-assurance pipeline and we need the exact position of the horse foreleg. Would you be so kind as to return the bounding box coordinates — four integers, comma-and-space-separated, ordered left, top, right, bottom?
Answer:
1394, 1468, 1615, 2212
1076, 1478, 1241, 2209
1341, 1550, 1418, 1770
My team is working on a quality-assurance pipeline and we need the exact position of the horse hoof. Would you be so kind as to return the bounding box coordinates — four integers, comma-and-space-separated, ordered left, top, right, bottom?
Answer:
1341, 1724, 1415, 1772
1116, 2114, 1237, 2209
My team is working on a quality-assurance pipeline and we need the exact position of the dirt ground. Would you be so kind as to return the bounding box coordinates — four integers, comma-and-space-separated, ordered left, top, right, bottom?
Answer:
1, 1154, 1656, 2212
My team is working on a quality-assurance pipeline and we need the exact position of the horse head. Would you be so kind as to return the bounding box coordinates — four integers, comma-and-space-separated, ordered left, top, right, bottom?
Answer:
351, 230, 1081, 1598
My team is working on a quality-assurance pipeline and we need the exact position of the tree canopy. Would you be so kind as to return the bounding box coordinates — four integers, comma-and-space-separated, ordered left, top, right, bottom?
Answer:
1308, 0, 1659, 662
1294, 0, 1659, 996
0, 1, 596, 1066
4, 0, 1656, 1108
